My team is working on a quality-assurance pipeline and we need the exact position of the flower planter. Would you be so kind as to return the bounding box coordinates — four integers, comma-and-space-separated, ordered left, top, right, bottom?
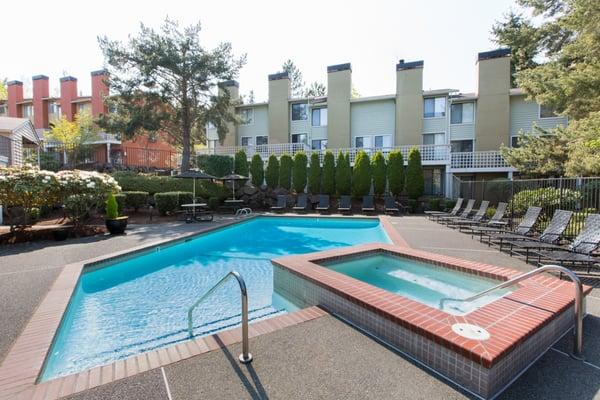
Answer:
105, 216, 128, 235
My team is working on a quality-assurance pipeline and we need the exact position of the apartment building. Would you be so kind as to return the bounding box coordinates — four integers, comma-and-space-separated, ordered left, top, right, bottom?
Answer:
205, 48, 568, 196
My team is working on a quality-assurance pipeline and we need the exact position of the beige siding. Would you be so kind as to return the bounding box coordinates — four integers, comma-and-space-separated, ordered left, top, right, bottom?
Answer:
510, 96, 567, 136
238, 105, 269, 141
422, 117, 446, 133
450, 123, 475, 140
350, 100, 395, 143
311, 126, 328, 140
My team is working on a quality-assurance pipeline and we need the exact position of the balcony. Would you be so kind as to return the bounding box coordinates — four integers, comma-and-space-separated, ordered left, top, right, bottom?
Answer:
450, 151, 514, 172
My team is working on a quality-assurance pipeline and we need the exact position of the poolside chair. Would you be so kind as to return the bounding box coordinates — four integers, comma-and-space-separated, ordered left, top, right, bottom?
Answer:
534, 214, 600, 273
459, 202, 508, 233
492, 209, 573, 251
384, 196, 400, 214
270, 195, 287, 212
362, 195, 375, 213
472, 206, 542, 243
293, 193, 309, 212
315, 195, 330, 212
426, 198, 463, 220
447, 200, 489, 229
437, 199, 475, 224
338, 195, 352, 214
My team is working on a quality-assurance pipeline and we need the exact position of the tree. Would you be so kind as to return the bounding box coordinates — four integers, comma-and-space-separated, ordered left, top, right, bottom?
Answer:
0, 79, 7, 101
321, 151, 335, 195
98, 18, 246, 171
352, 151, 371, 197
282, 59, 305, 97
279, 154, 293, 190
387, 150, 405, 197
335, 151, 351, 195
371, 151, 386, 197
308, 152, 321, 194
250, 154, 264, 186
405, 148, 424, 200
265, 154, 279, 189
46, 111, 100, 165
351, 86, 360, 99
292, 152, 308, 193
305, 82, 326, 97
234, 150, 248, 176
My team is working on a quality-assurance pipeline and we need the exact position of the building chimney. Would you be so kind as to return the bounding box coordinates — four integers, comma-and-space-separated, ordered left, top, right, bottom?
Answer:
32, 75, 49, 129
7, 80, 24, 118
268, 72, 290, 144
395, 59, 424, 146
218, 80, 240, 146
327, 63, 352, 148
91, 70, 109, 117
60, 76, 78, 121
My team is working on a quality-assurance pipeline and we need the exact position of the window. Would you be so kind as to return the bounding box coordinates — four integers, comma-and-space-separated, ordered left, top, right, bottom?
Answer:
292, 103, 308, 121
77, 103, 90, 114
48, 102, 60, 116
424, 97, 446, 118
355, 136, 373, 148
423, 168, 443, 196
374, 135, 392, 148
539, 104, 557, 119
292, 133, 307, 144
241, 136, 253, 146
0, 105, 6, 115
311, 139, 328, 150
450, 102, 474, 124
311, 108, 327, 126
511, 136, 520, 148
451, 140, 473, 153
422, 133, 445, 145
239, 108, 254, 125
256, 136, 268, 146
22, 105, 33, 118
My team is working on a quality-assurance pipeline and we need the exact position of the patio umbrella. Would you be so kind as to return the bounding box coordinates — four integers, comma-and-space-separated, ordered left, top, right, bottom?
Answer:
219, 174, 248, 200
174, 170, 216, 200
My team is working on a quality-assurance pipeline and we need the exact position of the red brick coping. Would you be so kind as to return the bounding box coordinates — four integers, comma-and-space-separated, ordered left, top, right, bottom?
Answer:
272, 243, 592, 369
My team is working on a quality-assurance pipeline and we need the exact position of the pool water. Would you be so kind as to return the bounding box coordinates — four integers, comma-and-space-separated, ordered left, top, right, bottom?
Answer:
323, 254, 510, 315
41, 217, 390, 381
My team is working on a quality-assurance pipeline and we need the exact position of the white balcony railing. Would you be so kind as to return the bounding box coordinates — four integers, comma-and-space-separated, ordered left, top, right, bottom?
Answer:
198, 142, 311, 158
311, 145, 450, 165
450, 151, 511, 170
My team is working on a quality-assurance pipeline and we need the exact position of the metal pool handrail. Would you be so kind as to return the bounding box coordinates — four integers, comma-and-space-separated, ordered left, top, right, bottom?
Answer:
439, 265, 584, 359
187, 271, 253, 363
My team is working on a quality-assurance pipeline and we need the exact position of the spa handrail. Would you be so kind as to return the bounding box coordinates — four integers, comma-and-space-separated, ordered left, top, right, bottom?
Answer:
187, 271, 252, 363
439, 265, 584, 359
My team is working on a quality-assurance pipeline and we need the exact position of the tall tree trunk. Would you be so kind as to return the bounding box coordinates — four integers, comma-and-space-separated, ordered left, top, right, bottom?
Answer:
180, 82, 191, 171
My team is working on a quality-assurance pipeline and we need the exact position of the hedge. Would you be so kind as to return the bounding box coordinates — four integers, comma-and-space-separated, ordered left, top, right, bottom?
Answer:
387, 150, 404, 197
308, 152, 321, 194
112, 172, 229, 200
265, 154, 279, 189
154, 191, 194, 215
122, 191, 149, 211
279, 154, 293, 190
234, 150, 249, 176
371, 151, 386, 197
335, 151, 351, 195
292, 152, 308, 193
321, 151, 335, 195
509, 187, 582, 215
250, 154, 264, 187
196, 154, 233, 177
114, 193, 126, 214
352, 150, 371, 197
405, 147, 424, 200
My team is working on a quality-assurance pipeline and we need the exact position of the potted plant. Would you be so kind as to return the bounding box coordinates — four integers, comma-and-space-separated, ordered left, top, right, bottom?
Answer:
105, 193, 128, 234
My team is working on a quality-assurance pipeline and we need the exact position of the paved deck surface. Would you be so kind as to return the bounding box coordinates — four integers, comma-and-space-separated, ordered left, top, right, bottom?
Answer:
1, 215, 599, 399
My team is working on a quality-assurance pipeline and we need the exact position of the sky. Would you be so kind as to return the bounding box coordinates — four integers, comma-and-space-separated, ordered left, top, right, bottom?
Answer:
3, 0, 521, 101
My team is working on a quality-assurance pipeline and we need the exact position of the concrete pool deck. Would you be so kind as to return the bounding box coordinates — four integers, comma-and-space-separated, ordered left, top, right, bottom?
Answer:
1, 215, 599, 399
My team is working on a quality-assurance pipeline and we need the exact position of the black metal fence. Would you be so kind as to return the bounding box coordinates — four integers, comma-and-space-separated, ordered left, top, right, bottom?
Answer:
457, 177, 600, 238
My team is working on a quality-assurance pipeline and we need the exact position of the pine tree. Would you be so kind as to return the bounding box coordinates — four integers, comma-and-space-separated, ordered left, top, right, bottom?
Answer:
308, 153, 321, 194
405, 147, 424, 200
265, 154, 279, 189
321, 151, 335, 195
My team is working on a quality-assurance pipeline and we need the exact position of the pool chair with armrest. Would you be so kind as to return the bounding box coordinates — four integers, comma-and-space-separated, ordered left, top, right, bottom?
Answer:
437, 199, 475, 224
426, 198, 463, 221
447, 201, 490, 229
384, 196, 400, 215
338, 195, 352, 214
362, 195, 375, 213
270, 195, 287, 212
471, 206, 542, 243
459, 202, 508, 233
316, 195, 330, 212
293, 193, 310, 212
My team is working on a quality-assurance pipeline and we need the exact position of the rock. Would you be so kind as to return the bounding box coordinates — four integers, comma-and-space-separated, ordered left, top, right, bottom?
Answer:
243, 186, 258, 196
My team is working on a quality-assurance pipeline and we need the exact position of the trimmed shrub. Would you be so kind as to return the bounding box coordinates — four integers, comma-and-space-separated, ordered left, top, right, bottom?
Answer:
279, 154, 293, 190
154, 191, 194, 215
428, 198, 441, 211
387, 150, 404, 197
308, 153, 321, 194
196, 154, 233, 177
208, 196, 222, 210
250, 154, 264, 187
265, 154, 280, 189
106, 193, 119, 219
64, 194, 98, 227
234, 150, 249, 176
321, 151, 335, 195
112, 172, 228, 200
292, 152, 308, 193
335, 151, 351, 195
405, 147, 424, 200
352, 150, 372, 197
123, 191, 149, 211
114, 193, 126, 214
443, 198, 457, 211
371, 151, 386, 197
509, 187, 582, 215
486, 206, 497, 219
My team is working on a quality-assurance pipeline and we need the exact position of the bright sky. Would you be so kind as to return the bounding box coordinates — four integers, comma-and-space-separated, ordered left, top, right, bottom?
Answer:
4, 0, 520, 101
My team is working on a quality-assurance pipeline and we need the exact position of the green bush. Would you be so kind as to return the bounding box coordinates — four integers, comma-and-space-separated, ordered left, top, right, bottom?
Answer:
486, 206, 497, 219
114, 193, 126, 214
106, 193, 119, 219
387, 150, 405, 197
250, 154, 264, 187
443, 198, 457, 211
112, 172, 228, 200
371, 151, 386, 197
123, 191, 149, 211
154, 191, 194, 215
509, 187, 582, 215
65, 194, 97, 226
265, 154, 279, 189
405, 147, 424, 200
321, 151, 335, 195
279, 154, 293, 190
234, 150, 249, 176
292, 152, 308, 193
208, 196, 222, 210
196, 155, 233, 177
308, 153, 321, 194
335, 151, 352, 195
428, 198, 441, 211
352, 150, 372, 197
408, 199, 418, 213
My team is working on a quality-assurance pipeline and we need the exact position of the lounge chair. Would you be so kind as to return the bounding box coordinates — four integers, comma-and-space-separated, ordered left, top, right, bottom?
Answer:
270, 195, 287, 212
472, 206, 542, 243
534, 214, 600, 273
459, 202, 508, 233
437, 199, 475, 224
338, 195, 352, 214
315, 195, 330, 212
426, 198, 463, 220
293, 193, 309, 212
384, 196, 400, 214
362, 195, 375, 213
447, 200, 490, 229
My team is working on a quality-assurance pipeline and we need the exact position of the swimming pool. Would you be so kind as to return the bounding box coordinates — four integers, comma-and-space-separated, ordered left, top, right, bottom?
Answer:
41, 217, 391, 381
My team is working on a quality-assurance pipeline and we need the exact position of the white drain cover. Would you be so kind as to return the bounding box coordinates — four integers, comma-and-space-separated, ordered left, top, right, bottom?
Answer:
452, 323, 490, 341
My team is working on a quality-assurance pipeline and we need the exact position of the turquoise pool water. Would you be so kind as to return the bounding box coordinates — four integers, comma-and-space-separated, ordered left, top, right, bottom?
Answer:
323, 254, 510, 315
41, 217, 390, 381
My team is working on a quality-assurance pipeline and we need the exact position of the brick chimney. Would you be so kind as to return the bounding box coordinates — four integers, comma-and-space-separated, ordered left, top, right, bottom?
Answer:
32, 75, 49, 129
60, 76, 78, 121
91, 70, 109, 117
7, 80, 24, 117
395, 59, 424, 145
327, 63, 352, 148
268, 72, 290, 144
